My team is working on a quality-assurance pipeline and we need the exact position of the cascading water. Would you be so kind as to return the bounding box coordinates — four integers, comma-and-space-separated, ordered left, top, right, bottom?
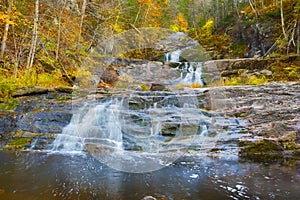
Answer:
164, 49, 205, 86
175, 62, 204, 86
51, 48, 249, 172
164, 49, 182, 62
51, 91, 248, 155
51, 94, 201, 154
51, 99, 124, 153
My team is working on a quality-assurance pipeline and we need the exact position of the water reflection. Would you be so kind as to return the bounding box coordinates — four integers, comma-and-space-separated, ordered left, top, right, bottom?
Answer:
0, 151, 299, 200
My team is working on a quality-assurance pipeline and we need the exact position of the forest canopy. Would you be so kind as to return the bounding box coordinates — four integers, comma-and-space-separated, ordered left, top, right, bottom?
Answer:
0, 0, 299, 91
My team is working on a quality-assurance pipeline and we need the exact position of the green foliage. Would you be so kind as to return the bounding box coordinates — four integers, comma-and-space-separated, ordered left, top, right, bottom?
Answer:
270, 58, 300, 81
242, 18, 258, 26
201, 19, 214, 36
0, 69, 67, 110
0, 0, 299, 91
4, 137, 31, 150
223, 75, 268, 86
36, 70, 66, 88
169, 12, 189, 32
229, 42, 248, 58
140, 83, 150, 91
218, 15, 235, 26
0, 73, 18, 110
264, 8, 281, 19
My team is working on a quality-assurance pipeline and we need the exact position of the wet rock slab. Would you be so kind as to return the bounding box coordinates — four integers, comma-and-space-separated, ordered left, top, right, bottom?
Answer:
0, 92, 74, 149
0, 82, 299, 160
203, 82, 300, 159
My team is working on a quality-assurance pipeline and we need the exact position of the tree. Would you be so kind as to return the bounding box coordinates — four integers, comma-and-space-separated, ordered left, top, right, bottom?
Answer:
280, 0, 286, 39
26, 0, 39, 70
0, 0, 13, 59
78, 0, 87, 46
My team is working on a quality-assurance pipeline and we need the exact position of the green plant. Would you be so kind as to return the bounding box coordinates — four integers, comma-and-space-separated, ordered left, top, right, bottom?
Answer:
223, 74, 268, 86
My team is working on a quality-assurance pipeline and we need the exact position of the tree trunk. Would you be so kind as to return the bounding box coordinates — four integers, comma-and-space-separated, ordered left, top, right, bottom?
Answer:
235, 0, 240, 19
26, 0, 39, 70
261, 0, 264, 15
0, 0, 13, 59
248, 0, 258, 18
78, 0, 87, 44
297, 20, 299, 54
56, 4, 65, 61
280, 0, 287, 39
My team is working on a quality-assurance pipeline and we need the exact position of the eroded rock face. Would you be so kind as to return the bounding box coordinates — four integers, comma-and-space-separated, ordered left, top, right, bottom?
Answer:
0, 112, 17, 147
155, 32, 199, 52
204, 82, 300, 159
115, 61, 179, 85
202, 55, 300, 85
0, 92, 74, 150
0, 81, 299, 160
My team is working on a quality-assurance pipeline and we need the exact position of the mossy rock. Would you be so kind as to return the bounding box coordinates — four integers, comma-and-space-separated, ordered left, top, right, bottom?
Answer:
54, 86, 74, 94
239, 139, 283, 160
220, 55, 300, 85
278, 132, 298, 151
161, 123, 179, 136
4, 137, 31, 150
12, 86, 49, 97
268, 55, 300, 81
231, 59, 273, 70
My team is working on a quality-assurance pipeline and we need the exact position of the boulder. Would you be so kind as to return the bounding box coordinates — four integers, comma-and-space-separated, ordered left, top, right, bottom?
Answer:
13, 86, 49, 97
155, 32, 199, 52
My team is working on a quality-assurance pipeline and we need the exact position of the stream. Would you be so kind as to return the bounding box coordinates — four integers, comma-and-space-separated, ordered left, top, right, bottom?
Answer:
0, 151, 299, 200
0, 47, 299, 199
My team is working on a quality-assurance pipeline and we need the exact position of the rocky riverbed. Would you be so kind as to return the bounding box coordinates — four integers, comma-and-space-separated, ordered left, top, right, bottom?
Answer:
0, 81, 299, 162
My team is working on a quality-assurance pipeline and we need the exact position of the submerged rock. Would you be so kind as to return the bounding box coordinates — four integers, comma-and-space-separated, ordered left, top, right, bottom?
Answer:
141, 196, 157, 200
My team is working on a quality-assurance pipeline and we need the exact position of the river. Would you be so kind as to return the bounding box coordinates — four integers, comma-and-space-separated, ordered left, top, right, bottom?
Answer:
0, 151, 299, 200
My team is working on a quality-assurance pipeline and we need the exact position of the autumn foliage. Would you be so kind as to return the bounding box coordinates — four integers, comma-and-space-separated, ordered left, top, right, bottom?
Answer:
0, 0, 299, 93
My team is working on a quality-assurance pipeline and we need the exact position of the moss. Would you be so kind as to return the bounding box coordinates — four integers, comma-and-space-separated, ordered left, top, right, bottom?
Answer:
173, 83, 202, 89
4, 137, 31, 150
11, 137, 30, 145
234, 112, 246, 118
247, 75, 268, 85
114, 81, 131, 89
281, 157, 299, 167
140, 83, 150, 91
278, 132, 298, 151
281, 141, 297, 150
0, 98, 18, 110
269, 58, 300, 81
231, 59, 273, 70
217, 55, 300, 86
56, 95, 71, 102
239, 139, 283, 160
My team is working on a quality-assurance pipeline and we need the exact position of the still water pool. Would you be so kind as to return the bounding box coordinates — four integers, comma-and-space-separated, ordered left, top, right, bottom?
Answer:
0, 151, 299, 200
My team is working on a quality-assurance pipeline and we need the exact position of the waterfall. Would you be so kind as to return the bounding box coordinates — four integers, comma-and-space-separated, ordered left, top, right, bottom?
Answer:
164, 49, 182, 62
165, 49, 205, 86
51, 93, 247, 154
51, 94, 201, 154
49, 48, 249, 173
50, 91, 249, 172
178, 62, 204, 86
51, 100, 124, 153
